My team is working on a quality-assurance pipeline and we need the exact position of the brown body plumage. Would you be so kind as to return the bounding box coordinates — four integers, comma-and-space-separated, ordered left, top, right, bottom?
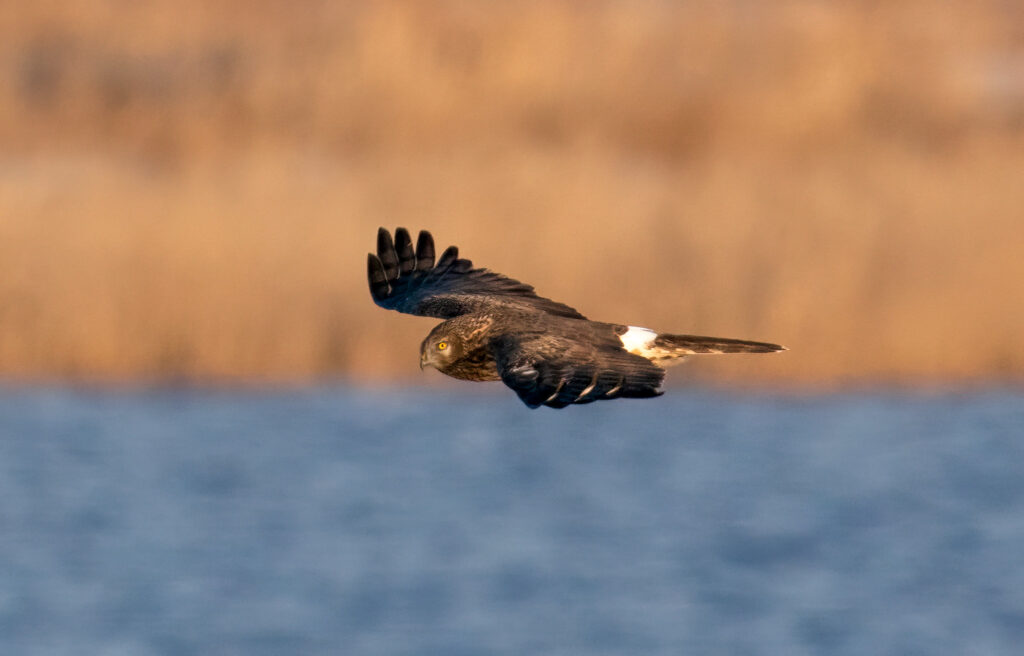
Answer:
370, 228, 786, 409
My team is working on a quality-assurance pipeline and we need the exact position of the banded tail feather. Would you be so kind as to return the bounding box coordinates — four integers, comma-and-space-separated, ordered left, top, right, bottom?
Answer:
655, 333, 786, 355
617, 325, 786, 365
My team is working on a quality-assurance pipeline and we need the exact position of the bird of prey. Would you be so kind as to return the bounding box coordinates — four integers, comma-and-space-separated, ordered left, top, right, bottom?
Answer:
368, 228, 786, 409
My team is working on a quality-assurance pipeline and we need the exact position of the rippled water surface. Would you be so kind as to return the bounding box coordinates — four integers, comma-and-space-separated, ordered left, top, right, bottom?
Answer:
1, 386, 1022, 655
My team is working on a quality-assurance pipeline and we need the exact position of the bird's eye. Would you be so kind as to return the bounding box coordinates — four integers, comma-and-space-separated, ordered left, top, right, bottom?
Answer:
437, 341, 448, 351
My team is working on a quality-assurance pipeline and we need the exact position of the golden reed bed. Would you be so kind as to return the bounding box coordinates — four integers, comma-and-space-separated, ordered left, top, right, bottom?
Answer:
1, 0, 1022, 386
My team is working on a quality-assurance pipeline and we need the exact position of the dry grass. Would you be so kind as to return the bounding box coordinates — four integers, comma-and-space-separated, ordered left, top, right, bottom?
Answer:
1, 0, 1023, 386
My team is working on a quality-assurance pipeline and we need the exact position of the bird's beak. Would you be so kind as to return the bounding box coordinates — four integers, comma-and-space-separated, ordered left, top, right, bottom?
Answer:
420, 352, 427, 370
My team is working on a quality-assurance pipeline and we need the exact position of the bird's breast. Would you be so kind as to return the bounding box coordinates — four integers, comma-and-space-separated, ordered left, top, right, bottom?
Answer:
441, 348, 501, 381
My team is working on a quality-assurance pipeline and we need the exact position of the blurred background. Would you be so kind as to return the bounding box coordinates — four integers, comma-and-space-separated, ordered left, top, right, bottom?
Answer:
2, 2, 1024, 656
2, 0, 1023, 387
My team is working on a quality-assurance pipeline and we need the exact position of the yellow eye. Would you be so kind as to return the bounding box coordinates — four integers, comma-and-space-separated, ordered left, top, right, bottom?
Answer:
437, 341, 448, 351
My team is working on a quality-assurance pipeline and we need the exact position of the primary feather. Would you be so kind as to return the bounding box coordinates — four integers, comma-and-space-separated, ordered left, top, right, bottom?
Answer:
368, 228, 585, 320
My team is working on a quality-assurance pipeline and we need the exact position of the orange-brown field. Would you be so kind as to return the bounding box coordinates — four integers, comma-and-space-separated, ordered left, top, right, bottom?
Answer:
1, 0, 1022, 386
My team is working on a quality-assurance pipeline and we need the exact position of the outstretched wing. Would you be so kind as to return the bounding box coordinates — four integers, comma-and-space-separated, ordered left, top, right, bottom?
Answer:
492, 334, 665, 409
368, 228, 585, 320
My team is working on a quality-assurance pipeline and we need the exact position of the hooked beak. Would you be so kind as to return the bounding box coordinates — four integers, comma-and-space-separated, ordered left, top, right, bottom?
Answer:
420, 351, 428, 370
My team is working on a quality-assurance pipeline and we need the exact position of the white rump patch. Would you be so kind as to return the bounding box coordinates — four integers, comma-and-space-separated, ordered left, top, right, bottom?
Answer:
619, 326, 657, 355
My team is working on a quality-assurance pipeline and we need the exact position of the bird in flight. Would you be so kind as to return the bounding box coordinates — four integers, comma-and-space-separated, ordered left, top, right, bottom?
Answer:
368, 228, 785, 409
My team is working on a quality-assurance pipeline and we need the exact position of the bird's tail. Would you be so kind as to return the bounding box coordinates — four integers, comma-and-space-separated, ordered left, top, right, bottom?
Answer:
638, 332, 786, 365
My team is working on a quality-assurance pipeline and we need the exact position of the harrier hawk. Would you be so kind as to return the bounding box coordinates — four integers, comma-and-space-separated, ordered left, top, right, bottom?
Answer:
368, 228, 785, 409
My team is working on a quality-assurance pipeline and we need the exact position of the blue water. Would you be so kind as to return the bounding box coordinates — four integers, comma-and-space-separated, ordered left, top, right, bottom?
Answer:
0, 386, 1022, 655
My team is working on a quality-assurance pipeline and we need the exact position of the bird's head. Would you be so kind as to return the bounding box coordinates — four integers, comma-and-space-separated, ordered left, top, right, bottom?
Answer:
420, 328, 461, 372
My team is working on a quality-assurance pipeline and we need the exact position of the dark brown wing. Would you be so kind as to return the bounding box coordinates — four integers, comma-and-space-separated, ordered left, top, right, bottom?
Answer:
491, 333, 664, 409
368, 228, 585, 320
